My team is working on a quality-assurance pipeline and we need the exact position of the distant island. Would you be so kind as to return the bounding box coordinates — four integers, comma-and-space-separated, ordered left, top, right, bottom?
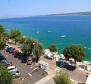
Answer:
50, 12, 91, 16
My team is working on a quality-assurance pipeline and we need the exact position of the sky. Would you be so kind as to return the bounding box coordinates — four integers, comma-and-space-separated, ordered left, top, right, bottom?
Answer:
0, 0, 91, 18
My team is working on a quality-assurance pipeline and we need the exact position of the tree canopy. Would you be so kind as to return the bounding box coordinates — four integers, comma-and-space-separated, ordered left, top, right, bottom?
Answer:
21, 37, 43, 62
0, 36, 6, 49
48, 44, 57, 52
34, 43, 43, 59
0, 64, 12, 84
0, 24, 5, 34
63, 45, 85, 62
54, 69, 72, 84
21, 37, 33, 55
9, 28, 21, 44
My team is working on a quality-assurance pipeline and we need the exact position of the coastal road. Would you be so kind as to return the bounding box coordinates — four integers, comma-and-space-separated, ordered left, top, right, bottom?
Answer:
0, 50, 47, 84
41, 57, 87, 84
0, 49, 87, 84
67, 69, 87, 83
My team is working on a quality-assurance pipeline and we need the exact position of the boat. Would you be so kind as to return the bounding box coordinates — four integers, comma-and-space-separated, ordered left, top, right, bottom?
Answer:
60, 35, 66, 38
36, 31, 39, 34
48, 30, 52, 33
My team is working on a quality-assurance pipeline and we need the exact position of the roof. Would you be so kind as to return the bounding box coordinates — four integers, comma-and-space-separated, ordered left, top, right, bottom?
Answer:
7, 66, 16, 70
86, 74, 91, 84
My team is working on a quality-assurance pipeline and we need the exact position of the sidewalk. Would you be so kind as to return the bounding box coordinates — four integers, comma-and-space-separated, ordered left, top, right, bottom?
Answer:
34, 69, 56, 84
35, 57, 56, 84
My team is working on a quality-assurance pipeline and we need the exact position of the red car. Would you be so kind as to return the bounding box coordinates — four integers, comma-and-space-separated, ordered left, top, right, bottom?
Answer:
13, 50, 19, 57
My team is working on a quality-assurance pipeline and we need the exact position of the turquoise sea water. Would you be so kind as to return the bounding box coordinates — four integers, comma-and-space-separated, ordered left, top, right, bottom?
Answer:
0, 16, 91, 61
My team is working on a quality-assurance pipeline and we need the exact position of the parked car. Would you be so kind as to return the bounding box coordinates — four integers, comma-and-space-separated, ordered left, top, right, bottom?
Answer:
7, 66, 20, 77
21, 53, 28, 63
27, 57, 32, 65
12, 50, 19, 57
17, 52, 23, 60
65, 60, 76, 70
9, 47, 15, 53
0, 53, 6, 61
5, 45, 9, 50
0, 59, 11, 67
56, 59, 66, 68
6, 47, 12, 52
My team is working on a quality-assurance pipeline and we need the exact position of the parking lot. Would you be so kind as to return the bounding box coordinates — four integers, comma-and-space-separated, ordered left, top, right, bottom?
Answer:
0, 50, 48, 84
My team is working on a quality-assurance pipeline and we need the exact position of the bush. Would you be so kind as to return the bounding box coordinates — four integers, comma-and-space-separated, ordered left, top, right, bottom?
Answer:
54, 69, 72, 84
0, 64, 12, 84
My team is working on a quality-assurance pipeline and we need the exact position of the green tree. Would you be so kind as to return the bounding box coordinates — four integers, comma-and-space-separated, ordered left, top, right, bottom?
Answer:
3, 32, 9, 40
17, 36, 26, 44
9, 28, 21, 44
63, 45, 85, 63
0, 36, 6, 49
21, 37, 43, 62
0, 64, 12, 84
54, 69, 72, 84
48, 44, 57, 52
21, 37, 32, 55
0, 24, 5, 35
34, 43, 43, 62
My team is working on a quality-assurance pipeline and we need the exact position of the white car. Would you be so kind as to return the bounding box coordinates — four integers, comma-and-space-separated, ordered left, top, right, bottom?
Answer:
7, 66, 20, 77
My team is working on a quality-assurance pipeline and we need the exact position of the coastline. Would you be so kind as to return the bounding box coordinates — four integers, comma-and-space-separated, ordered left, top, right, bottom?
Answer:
1, 15, 91, 61
6, 43, 91, 66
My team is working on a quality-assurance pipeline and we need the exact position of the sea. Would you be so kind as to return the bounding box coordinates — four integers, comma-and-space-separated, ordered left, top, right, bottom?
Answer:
0, 15, 91, 61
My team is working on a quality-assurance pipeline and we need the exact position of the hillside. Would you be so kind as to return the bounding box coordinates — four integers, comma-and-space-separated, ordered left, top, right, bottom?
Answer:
51, 12, 91, 16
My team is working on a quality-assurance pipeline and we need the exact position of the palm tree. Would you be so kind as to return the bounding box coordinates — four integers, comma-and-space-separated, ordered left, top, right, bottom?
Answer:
9, 28, 21, 44
0, 24, 5, 35
33, 42, 43, 62
21, 37, 32, 55
0, 36, 6, 50
48, 44, 57, 52
3, 32, 9, 40
17, 36, 26, 44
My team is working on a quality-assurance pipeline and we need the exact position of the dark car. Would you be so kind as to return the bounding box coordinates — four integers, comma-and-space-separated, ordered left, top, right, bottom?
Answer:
0, 59, 11, 67
0, 53, 6, 61
56, 59, 66, 68
17, 52, 23, 60
21, 53, 28, 63
6, 47, 14, 53
9, 47, 15, 53
6, 47, 11, 52
65, 61, 76, 70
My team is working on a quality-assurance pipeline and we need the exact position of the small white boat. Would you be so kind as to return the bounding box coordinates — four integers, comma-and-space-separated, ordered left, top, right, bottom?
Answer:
88, 48, 91, 50
60, 35, 66, 38
36, 31, 39, 34
48, 30, 52, 33
84, 46, 87, 49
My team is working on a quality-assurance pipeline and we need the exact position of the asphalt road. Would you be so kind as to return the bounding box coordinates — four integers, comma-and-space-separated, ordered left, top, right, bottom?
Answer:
0, 50, 47, 84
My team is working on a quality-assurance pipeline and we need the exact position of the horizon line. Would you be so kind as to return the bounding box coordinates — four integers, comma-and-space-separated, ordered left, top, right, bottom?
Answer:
0, 11, 91, 19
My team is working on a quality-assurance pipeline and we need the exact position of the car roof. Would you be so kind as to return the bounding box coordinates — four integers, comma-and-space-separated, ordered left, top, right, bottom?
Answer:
0, 55, 6, 60
7, 66, 16, 70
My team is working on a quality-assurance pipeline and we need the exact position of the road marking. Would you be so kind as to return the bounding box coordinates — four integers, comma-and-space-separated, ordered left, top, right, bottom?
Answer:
29, 67, 39, 74
28, 73, 32, 77
71, 79, 78, 84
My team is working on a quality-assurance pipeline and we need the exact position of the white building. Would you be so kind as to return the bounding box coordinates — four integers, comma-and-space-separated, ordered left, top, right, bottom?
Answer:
86, 74, 91, 84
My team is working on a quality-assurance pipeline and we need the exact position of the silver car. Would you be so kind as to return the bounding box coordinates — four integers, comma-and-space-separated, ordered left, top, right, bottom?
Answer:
7, 66, 20, 77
